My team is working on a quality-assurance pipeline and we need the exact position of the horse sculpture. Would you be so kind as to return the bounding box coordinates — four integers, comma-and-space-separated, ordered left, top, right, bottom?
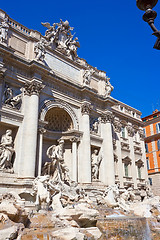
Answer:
33, 175, 51, 210
104, 185, 119, 208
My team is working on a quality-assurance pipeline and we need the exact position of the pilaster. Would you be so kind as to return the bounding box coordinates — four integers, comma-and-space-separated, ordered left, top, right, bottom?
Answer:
113, 119, 124, 188
127, 124, 137, 189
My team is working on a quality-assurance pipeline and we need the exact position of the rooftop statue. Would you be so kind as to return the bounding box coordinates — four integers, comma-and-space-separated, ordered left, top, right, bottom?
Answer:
0, 17, 9, 43
105, 77, 114, 97
41, 19, 80, 60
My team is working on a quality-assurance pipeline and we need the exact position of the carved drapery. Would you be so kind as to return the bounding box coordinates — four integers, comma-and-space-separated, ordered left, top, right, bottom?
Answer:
24, 81, 44, 96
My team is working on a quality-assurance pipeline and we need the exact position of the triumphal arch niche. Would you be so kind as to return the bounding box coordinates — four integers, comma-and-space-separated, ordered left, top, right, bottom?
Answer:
0, 9, 148, 193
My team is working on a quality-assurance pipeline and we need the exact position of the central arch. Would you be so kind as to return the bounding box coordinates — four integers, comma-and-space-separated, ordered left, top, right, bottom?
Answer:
39, 99, 79, 130
45, 107, 73, 132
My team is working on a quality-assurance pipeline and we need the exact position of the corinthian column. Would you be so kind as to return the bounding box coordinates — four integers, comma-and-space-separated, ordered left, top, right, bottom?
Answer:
79, 102, 91, 183
100, 111, 115, 185
19, 81, 44, 177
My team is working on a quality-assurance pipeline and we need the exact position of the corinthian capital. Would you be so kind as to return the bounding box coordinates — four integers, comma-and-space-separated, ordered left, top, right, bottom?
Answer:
24, 81, 44, 96
100, 111, 114, 123
81, 102, 91, 115
70, 137, 80, 142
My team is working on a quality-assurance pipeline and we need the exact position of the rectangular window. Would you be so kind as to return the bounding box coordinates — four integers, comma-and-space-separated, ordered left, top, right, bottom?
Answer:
121, 127, 125, 138
156, 123, 160, 133
157, 139, 160, 151
148, 177, 152, 186
124, 163, 128, 177
146, 157, 150, 170
145, 143, 149, 153
143, 128, 146, 137
138, 166, 141, 179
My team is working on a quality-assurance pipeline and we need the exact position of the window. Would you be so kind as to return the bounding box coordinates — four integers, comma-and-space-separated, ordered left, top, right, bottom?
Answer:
137, 166, 141, 179
157, 139, 160, 151
156, 123, 160, 133
120, 106, 124, 112
146, 157, 150, 170
124, 163, 129, 177
145, 143, 149, 153
121, 127, 125, 138
148, 177, 152, 186
143, 128, 146, 137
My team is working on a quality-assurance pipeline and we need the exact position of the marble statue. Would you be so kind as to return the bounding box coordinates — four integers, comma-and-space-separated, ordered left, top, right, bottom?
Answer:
92, 120, 99, 134
0, 130, 14, 170
83, 68, 95, 86
103, 185, 119, 208
43, 139, 70, 182
33, 175, 51, 210
34, 38, 47, 61
0, 17, 9, 43
42, 19, 80, 60
91, 149, 102, 180
3, 85, 22, 109
105, 77, 114, 97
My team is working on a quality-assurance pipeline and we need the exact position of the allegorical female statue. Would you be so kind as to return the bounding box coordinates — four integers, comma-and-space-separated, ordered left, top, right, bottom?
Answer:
0, 129, 14, 170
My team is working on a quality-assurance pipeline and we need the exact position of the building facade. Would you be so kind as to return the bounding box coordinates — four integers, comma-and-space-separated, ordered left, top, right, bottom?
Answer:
142, 110, 160, 195
0, 9, 148, 194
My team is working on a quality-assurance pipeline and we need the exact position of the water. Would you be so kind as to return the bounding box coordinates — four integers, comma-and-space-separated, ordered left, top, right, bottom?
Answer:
97, 216, 151, 240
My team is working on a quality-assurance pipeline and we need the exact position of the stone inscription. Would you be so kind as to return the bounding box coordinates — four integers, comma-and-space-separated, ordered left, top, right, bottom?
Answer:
45, 53, 80, 82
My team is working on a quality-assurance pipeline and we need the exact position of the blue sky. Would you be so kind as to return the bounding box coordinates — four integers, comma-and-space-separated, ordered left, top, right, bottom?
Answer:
1, 0, 160, 117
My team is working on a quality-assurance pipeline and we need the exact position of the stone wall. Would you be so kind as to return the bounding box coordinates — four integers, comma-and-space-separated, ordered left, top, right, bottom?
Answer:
149, 172, 160, 196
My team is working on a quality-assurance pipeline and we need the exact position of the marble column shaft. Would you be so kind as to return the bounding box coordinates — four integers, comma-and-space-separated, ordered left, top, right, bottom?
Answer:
79, 103, 91, 183
38, 128, 46, 176
100, 113, 115, 185
129, 135, 137, 189
19, 81, 43, 177
70, 137, 79, 182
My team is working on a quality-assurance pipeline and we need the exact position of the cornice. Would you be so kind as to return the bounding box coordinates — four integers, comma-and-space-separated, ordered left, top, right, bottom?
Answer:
111, 108, 142, 125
